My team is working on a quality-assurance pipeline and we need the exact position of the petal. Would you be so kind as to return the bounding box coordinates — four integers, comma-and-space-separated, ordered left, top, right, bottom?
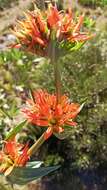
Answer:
37, 14, 47, 33
10, 44, 21, 49
66, 121, 77, 126
47, 5, 60, 27
4, 141, 16, 159
73, 14, 84, 33
44, 127, 53, 140
55, 104, 63, 117
16, 144, 29, 166
0, 163, 8, 173
34, 37, 46, 46
4, 165, 14, 176
70, 104, 83, 119
70, 112, 79, 119
0, 152, 3, 162
34, 120, 49, 126
54, 126, 64, 133
69, 33, 93, 42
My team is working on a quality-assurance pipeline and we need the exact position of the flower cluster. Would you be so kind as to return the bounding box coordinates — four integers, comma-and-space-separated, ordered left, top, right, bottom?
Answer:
0, 139, 29, 176
13, 4, 93, 56
22, 90, 81, 140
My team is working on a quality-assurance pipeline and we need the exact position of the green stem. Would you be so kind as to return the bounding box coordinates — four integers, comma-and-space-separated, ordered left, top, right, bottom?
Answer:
54, 59, 61, 104
52, 43, 61, 104
28, 133, 45, 156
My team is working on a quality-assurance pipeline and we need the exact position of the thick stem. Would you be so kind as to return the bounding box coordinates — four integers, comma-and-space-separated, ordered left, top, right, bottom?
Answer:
52, 43, 61, 104
28, 133, 45, 156
54, 59, 61, 104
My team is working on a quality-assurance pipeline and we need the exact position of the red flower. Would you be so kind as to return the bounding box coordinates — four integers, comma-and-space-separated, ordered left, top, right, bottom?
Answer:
12, 4, 94, 56
22, 90, 81, 140
0, 139, 29, 176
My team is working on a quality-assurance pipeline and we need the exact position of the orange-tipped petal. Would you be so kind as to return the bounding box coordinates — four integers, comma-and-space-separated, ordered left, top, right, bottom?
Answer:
4, 165, 14, 176
73, 14, 85, 33
66, 121, 77, 126
35, 120, 49, 126
47, 5, 60, 27
55, 104, 63, 117
37, 14, 47, 33
54, 126, 64, 133
16, 143, 29, 166
0, 152, 3, 162
10, 44, 21, 49
4, 141, 16, 159
44, 127, 53, 140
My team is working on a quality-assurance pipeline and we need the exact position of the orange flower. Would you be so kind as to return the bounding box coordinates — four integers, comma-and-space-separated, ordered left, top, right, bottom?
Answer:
0, 139, 29, 176
22, 90, 81, 140
12, 4, 94, 57
47, 5, 60, 27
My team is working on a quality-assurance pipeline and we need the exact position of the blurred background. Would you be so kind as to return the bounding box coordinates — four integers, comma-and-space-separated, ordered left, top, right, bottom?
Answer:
0, 0, 107, 190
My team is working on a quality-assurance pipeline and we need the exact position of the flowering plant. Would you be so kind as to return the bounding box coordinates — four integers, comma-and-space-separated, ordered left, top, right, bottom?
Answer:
0, 1, 94, 186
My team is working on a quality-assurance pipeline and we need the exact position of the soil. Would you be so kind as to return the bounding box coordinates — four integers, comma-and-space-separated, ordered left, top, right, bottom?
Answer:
0, 0, 32, 34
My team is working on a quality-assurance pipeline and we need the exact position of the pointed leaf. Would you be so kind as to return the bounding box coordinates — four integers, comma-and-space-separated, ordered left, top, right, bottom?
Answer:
6, 165, 60, 185
78, 102, 85, 113
70, 42, 85, 51
26, 161, 43, 168
5, 120, 27, 140
0, 107, 12, 119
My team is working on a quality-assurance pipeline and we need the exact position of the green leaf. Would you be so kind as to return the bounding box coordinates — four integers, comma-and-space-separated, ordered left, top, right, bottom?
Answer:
70, 42, 85, 51
5, 120, 27, 140
84, 17, 95, 28
26, 161, 43, 168
6, 165, 60, 185
0, 107, 12, 119
79, 102, 85, 112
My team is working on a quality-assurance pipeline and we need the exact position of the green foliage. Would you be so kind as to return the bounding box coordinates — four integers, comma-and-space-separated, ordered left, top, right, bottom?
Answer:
5, 120, 27, 140
79, 0, 107, 8
45, 154, 64, 166
0, 49, 37, 140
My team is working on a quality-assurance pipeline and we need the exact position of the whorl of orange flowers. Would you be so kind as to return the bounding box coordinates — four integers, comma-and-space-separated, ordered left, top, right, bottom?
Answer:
12, 4, 93, 57
0, 139, 29, 176
22, 90, 81, 140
